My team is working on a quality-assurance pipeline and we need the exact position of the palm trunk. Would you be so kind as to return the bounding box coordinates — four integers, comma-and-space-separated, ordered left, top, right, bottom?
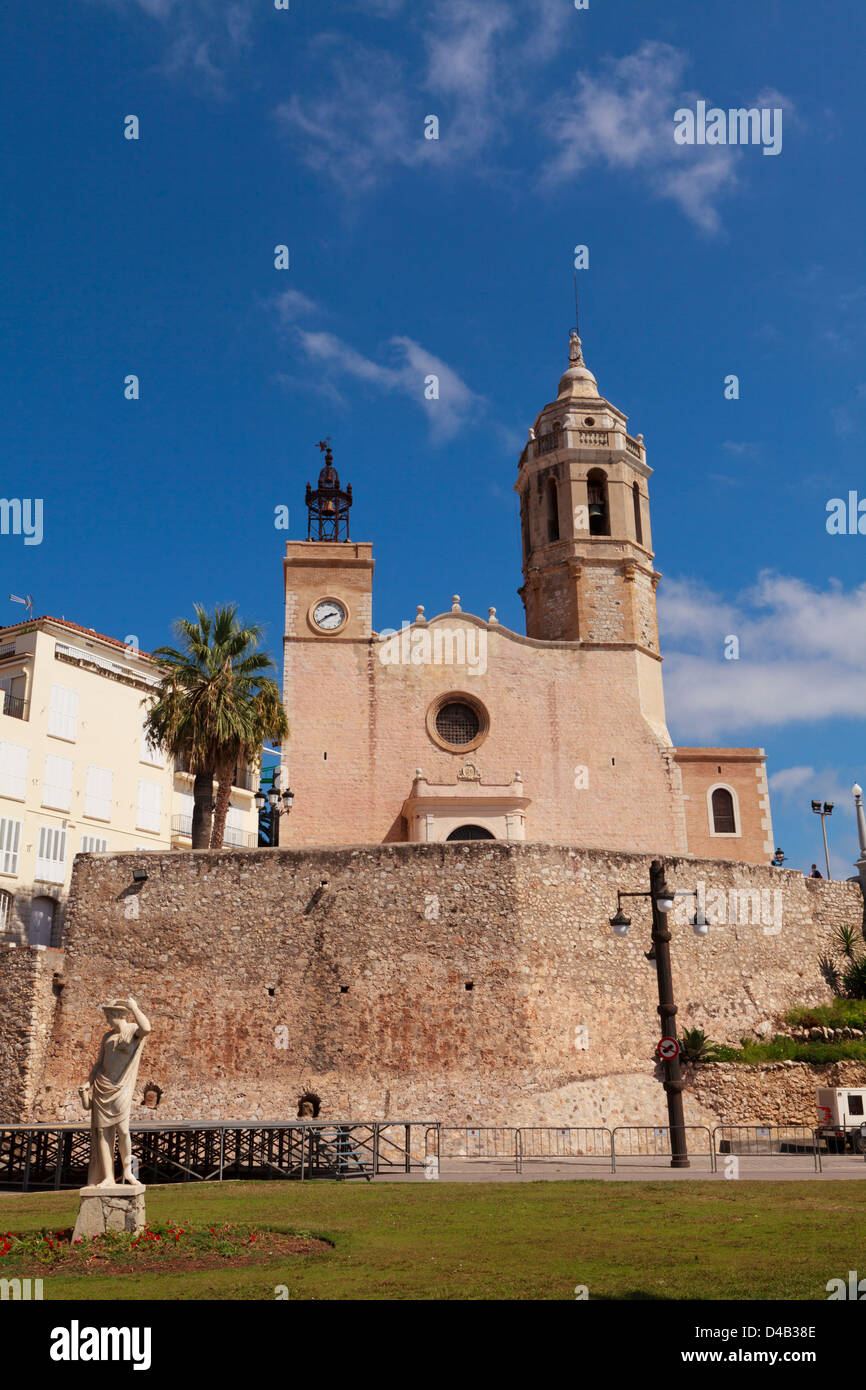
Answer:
191, 769, 215, 849
210, 760, 234, 848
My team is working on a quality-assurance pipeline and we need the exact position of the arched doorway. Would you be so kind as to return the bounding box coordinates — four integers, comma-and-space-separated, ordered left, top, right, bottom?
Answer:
446, 825, 496, 841
29, 896, 56, 947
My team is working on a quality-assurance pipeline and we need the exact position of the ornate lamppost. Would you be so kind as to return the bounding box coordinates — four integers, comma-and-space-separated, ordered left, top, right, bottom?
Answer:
255, 770, 294, 847
609, 858, 696, 1169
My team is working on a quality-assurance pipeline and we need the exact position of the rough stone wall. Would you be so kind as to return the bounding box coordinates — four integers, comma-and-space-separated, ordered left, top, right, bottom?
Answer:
5, 843, 862, 1131
0, 942, 63, 1119
688, 1060, 866, 1128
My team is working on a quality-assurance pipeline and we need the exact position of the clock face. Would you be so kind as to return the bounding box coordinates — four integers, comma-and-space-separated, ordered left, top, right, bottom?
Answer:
313, 599, 346, 632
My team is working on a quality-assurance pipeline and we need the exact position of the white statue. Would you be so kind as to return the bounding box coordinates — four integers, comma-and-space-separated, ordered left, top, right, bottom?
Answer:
79, 997, 151, 1187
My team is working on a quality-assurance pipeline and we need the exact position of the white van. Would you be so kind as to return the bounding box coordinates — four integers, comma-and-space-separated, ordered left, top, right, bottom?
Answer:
816, 1088, 866, 1152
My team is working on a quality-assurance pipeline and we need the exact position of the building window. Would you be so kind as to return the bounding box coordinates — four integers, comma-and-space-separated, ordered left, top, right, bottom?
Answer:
29, 896, 56, 948
633, 482, 643, 545
587, 469, 610, 537
136, 779, 163, 833
81, 835, 109, 853
0, 890, 13, 931
36, 824, 66, 883
0, 740, 29, 800
48, 684, 79, 741
546, 477, 560, 543
42, 754, 74, 812
709, 785, 739, 836
446, 825, 495, 841
0, 817, 22, 875
84, 765, 113, 820
140, 720, 165, 768
427, 693, 490, 753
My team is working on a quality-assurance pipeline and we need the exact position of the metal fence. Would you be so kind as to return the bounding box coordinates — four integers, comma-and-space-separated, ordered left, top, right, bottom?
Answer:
425, 1126, 520, 1172
517, 1127, 614, 1174
714, 1125, 821, 1173
611, 1125, 715, 1172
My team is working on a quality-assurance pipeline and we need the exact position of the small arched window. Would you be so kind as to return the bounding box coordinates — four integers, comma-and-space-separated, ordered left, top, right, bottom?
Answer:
587, 469, 610, 537
633, 482, 643, 545
711, 787, 737, 834
0, 890, 13, 933
546, 477, 560, 543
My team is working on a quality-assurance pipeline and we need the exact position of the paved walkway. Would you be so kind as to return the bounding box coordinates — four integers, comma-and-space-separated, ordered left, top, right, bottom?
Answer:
377, 1156, 866, 1182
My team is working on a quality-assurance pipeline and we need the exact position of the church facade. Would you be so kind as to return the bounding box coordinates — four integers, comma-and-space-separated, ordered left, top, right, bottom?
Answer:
281, 330, 773, 862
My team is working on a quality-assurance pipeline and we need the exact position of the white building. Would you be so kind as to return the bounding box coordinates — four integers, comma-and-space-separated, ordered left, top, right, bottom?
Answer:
0, 616, 259, 945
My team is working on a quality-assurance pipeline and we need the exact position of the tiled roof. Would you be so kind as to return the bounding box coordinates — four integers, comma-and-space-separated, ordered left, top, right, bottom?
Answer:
0, 615, 154, 661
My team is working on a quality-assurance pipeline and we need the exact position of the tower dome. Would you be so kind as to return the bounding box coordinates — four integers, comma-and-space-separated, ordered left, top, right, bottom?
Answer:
557, 330, 599, 399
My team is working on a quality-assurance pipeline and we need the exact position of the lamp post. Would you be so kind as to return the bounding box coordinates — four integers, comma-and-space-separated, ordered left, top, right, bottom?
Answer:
810, 800, 834, 879
254, 769, 294, 847
853, 785, 866, 890
609, 858, 691, 1169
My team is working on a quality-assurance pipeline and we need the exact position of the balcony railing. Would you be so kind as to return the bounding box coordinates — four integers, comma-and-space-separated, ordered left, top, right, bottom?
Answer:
173, 756, 255, 791
1, 695, 29, 721
171, 814, 256, 848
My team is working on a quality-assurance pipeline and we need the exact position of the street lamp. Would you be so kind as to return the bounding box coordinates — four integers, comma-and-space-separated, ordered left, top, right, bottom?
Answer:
609, 859, 692, 1169
255, 771, 294, 845
810, 800, 834, 879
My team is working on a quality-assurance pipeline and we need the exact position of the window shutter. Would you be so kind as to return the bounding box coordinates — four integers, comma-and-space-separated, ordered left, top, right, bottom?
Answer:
84, 765, 113, 820
224, 803, 243, 846
136, 779, 162, 833
36, 824, 66, 883
42, 755, 74, 811
0, 741, 29, 799
140, 721, 165, 768
48, 685, 79, 740
0, 818, 22, 874
81, 835, 109, 853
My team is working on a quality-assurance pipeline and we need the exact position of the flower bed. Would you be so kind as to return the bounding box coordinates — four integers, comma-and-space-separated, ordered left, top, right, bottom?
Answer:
0, 1222, 330, 1275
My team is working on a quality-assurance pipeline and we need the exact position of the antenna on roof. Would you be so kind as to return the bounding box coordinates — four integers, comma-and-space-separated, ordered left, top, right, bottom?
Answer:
573, 272, 580, 340
9, 593, 34, 621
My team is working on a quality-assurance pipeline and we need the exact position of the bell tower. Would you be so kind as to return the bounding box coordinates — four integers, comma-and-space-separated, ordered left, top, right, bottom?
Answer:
515, 326, 661, 654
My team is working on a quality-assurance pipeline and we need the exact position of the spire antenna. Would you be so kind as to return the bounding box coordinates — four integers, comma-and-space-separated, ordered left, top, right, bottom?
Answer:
573, 272, 580, 341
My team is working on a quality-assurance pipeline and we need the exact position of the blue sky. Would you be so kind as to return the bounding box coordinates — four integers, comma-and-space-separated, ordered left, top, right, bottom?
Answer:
3, 0, 865, 876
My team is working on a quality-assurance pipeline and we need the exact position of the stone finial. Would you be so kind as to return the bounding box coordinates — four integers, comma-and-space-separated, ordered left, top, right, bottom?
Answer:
528, 427, 536, 440
451, 595, 461, 612
488, 607, 497, 623
416, 605, 426, 623
514, 770, 522, 782
415, 767, 423, 780
637, 433, 644, 442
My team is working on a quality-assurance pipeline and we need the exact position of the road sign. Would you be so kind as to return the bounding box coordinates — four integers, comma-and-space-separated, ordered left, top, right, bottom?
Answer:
657, 1036, 680, 1061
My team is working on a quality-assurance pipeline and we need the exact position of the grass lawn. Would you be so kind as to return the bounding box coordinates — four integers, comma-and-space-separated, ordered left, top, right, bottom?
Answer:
1, 1180, 863, 1300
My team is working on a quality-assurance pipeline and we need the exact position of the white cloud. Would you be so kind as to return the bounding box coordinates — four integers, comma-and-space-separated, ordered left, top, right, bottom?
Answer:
660, 572, 866, 738
84, 0, 255, 91
273, 288, 318, 324
273, 41, 426, 193
274, 0, 574, 192
281, 322, 481, 441
541, 41, 743, 233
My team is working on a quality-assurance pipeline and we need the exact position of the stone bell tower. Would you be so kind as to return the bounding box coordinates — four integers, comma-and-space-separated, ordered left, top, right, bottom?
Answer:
515, 326, 661, 654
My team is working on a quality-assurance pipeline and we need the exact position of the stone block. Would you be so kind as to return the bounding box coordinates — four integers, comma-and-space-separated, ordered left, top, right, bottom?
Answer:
72, 1186, 146, 1242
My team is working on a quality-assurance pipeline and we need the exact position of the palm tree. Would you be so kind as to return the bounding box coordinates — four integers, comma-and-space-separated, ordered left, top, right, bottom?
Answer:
144, 604, 288, 849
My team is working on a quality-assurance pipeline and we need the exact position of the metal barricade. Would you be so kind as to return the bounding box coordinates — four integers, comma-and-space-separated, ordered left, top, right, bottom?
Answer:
425, 1126, 520, 1173
517, 1127, 614, 1174
713, 1125, 820, 1173
611, 1125, 715, 1172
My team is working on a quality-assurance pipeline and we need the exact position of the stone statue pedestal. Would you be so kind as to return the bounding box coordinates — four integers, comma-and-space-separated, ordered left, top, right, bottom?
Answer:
72, 1184, 147, 1243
